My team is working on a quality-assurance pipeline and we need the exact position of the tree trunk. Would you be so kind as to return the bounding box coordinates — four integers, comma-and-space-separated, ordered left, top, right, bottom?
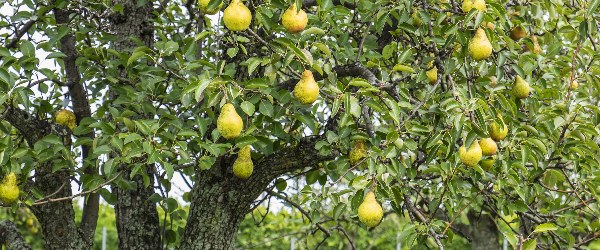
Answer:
108, 1, 161, 249
180, 137, 334, 249
468, 211, 500, 250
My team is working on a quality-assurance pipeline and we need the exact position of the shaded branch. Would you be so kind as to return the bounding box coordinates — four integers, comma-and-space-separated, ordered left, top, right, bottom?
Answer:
0, 220, 32, 250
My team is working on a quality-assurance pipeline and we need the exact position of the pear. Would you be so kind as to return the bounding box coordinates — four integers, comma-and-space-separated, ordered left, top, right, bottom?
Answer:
570, 79, 579, 89
293, 70, 319, 104
509, 26, 527, 41
512, 76, 530, 99
55, 109, 77, 130
489, 121, 508, 141
281, 4, 308, 33
481, 21, 495, 29
480, 158, 495, 171
479, 138, 498, 156
233, 146, 253, 179
426, 61, 437, 84
217, 103, 243, 139
468, 28, 493, 61
357, 191, 383, 228
459, 140, 482, 166
199, 0, 223, 15
349, 140, 367, 164
489, 76, 497, 87
412, 10, 422, 26
0, 173, 19, 204
531, 35, 541, 54
223, 0, 252, 31
462, 0, 486, 12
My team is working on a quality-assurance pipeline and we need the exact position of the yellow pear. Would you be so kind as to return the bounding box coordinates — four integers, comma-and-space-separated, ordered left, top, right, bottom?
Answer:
293, 70, 319, 104
481, 21, 495, 29
199, 0, 223, 15
281, 4, 307, 33
510, 26, 527, 41
489, 121, 508, 141
459, 140, 482, 166
468, 28, 492, 61
223, 0, 252, 31
489, 76, 497, 87
570, 79, 579, 89
0, 173, 19, 204
55, 109, 77, 130
480, 158, 495, 170
462, 0, 486, 12
426, 61, 437, 84
512, 76, 530, 99
349, 140, 367, 164
217, 103, 243, 139
233, 146, 253, 179
479, 138, 498, 156
531, 35, 541, 54
357, 191, 383, 228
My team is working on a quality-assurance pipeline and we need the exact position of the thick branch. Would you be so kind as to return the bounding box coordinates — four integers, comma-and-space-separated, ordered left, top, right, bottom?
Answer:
0, 221, 32, 250
53, 6, 98, 244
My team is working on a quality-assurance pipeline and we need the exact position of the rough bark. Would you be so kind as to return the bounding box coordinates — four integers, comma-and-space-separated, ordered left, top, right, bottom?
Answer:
108, 1, 161, 249
455, 211, 500, 250
53, 5, 98, 246
0, 220, 32, 250
179, 136, 334, 249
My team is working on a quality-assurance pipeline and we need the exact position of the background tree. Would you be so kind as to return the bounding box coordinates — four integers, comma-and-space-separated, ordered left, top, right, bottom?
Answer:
1, 0, 600, 249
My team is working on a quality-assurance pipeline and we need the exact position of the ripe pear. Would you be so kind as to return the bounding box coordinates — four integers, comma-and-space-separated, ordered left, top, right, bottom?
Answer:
509, 26, 527, 41
489, 121, 508, 141
459, 140, 482, 166
0, 173, 19, 204
223, 0, 252, 31
217, 103, 243, 139
481, 21, 495, 29
512, 76, 530, 99
531, 35, 541, 54
199, 0, 223, 15
468, 28, 493, 61
357, 191, 383, 228
462, 0, 486, 12
426, 61, 437, 84
281, 4, 308, 33
233, 146, 253, 179
489, 76, 497, 87
570, 79, 579, 89
480, 158, 495, 171
293, 70, 319, 104
349, 140, 367, 164
479, 138, 498, 156
55, 109, 77, 130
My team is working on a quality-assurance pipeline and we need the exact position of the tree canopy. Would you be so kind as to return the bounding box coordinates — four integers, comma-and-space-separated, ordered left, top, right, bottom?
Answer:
1, 0, 600, 249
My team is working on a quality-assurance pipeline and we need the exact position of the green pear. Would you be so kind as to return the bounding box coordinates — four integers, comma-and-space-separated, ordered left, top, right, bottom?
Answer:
512, 76, 530, 99
349, 140, 367, 164
223, 0, 252, 31
468, 28, 493, 61
217, 103, 243, 139
233, 146, 253, 179
199, 0, 223, 15
357, 191, 383, 227
293, 70, 319, 104
480, 158, 495, 171
459, 140, 482, 166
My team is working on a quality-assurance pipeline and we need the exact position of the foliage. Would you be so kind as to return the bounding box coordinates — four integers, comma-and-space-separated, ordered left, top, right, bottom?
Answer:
1, 0, 600, 248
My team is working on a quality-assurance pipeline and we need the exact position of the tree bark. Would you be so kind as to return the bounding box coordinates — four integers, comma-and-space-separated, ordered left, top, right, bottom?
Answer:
180, 136, 334, 249
462, 211, 500, 250
108, 1, 161, 249
0, 220, 32, 250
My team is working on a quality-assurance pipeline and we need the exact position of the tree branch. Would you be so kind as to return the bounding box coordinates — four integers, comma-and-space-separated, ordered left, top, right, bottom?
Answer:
0, 220, 32, 250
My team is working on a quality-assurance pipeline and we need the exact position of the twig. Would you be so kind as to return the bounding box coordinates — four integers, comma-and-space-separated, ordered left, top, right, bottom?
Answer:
441, 187, 486, 235
266, 190, 331, 237
403, 194, 445, 250
31, 172, 122, 206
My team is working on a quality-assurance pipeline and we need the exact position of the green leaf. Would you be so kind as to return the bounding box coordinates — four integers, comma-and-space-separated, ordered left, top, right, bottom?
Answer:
522, 238, 537, 250
240, 101, 255, 116
534, 223, 557, 233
